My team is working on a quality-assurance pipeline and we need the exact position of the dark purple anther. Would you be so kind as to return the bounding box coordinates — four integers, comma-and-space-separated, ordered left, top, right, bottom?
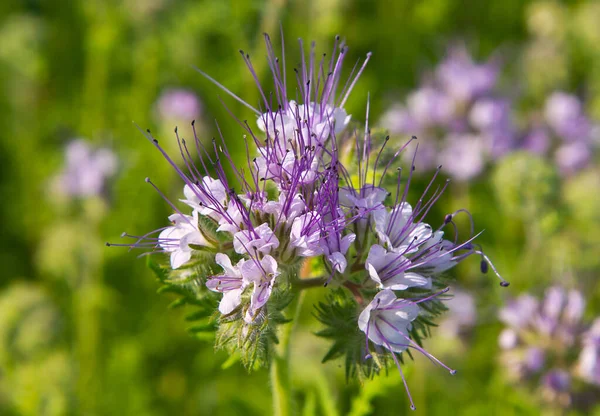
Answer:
480, 260, 488, 274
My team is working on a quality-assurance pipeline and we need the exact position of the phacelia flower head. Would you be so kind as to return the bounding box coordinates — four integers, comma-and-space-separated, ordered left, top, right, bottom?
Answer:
111, 32, 507, 409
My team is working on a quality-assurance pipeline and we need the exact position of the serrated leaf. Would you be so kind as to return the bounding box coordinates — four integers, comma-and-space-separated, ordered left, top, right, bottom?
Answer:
187, 321, 217, 333
221, 351, 241, 369
147, 255, 170, 280
184, 308, 213, 321
168, 298, 187, 309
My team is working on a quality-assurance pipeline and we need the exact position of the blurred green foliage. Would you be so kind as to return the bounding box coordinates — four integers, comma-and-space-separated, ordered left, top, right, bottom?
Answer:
0, 0, 598, 415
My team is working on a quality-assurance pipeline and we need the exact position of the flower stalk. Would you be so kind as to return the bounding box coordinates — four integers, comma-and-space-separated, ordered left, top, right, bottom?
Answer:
271, 291, 305, 416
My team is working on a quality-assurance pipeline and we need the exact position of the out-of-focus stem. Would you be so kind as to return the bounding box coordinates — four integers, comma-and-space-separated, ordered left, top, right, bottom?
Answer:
292, 276, 328, 289
271, 290, 305, 416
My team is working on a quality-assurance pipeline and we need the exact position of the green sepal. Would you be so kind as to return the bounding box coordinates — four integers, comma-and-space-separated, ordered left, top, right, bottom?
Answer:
197, 213, 232, 245
314, 288, 383, 382
214, 287, 294, 371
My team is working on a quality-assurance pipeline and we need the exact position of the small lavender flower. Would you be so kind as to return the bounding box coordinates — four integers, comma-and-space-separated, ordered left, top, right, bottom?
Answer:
157, 88, 202, 121
158, 211, 212, 269
56, 139, 117, 198
206, 254, 246, 314
469, 98, 515, 158
358, 288, 457, 410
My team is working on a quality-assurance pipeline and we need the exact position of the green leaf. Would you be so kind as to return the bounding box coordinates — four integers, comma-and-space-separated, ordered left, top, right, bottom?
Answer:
187, 321, 217, 333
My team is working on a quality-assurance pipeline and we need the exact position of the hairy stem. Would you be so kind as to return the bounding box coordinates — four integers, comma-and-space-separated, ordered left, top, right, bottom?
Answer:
271, 291, 305, 416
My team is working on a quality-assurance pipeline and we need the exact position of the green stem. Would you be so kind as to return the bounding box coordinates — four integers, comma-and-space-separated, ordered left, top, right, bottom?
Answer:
271, 291, 305, 416
292, 276, 328, 289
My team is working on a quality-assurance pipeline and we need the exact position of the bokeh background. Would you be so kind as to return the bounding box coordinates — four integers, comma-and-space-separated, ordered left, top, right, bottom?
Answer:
1, 0, 599, 415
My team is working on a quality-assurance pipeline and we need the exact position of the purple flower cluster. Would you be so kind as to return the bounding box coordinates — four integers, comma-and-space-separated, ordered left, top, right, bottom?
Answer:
499, 286, 600, 405
380, 46, 511, 180
116, 34, 505, 410
381, 46, 598, 179
524, 92, 597, 174
55, 139, 117, 198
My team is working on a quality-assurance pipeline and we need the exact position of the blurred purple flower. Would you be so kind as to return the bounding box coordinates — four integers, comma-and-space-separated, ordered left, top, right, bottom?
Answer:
438, 134, 485, 181
498, 286, 600, 402
543, 369, 571, 393
544, 92, 592, 142
406, 87, 455, 127
578, 319, 600, 386
469, 98, 511, 132
380, 104, 420, 135
439, 290, 476, 338
157, 88, 202, 121
522, 126, 551, 155
470, 98, 516, 158
526, 347, 546, 373
57, 139, 117, 197
555, 141, 591, 175
436, 46, 499, 102
402, 138, 439, 172
378, 45, 506, 180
